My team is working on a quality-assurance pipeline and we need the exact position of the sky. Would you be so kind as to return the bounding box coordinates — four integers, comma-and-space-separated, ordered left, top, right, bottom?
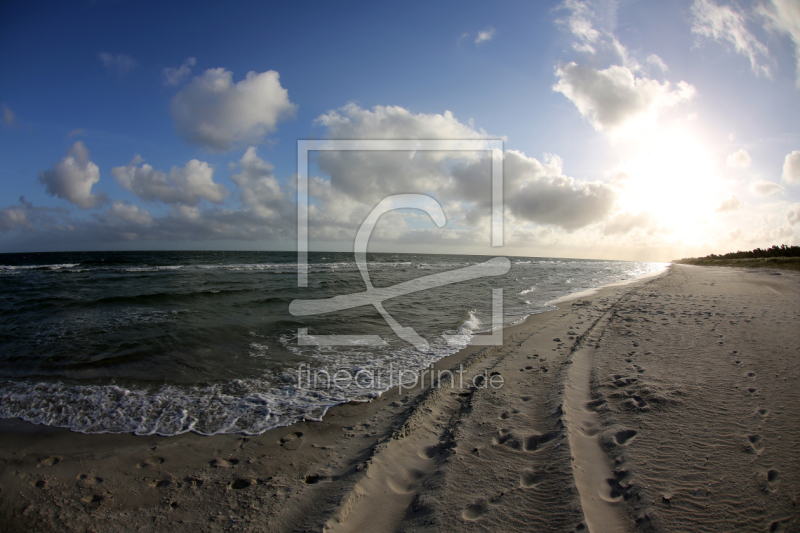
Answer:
1, 0, 799, 261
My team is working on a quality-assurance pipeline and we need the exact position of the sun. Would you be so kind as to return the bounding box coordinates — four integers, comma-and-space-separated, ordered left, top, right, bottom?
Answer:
615, 126, 724, 240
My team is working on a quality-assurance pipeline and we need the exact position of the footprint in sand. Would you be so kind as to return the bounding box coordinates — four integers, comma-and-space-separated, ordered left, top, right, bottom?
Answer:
387, 468, 425, 494
602, 468, 631, 502
31, 479, 48, 489
280, 431, 304, 450
744, 434, 764, 454
622, 395, 649, 410
612, 429, 637, 446
418, 444, 442, 459
524, 431, 559, 452
586, 398, 606, 412
303, 473, 328, 484
520, 470, 545, 488
579, 422, 600, 437
76, 474, 103, 489
462, 500, 490, 521
210, 458, 240, 468
81, 493, 108, 504
493, 429, 523, 450
137, 457, 165, 468
229, 478, 256, 490
37, 456, 60, 468
755, 408, 770, 420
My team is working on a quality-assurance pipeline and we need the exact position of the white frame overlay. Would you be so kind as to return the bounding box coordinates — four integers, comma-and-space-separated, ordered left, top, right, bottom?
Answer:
294, 139, 506, 349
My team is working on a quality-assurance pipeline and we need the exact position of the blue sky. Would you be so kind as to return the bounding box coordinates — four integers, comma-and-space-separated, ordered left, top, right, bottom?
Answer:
1, 0, 799, 260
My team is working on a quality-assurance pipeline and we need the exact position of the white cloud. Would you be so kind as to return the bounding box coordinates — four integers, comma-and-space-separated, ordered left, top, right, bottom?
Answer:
2, 103, 15, 125
716, 195, 741, 211
557, 1, 639, 69
691, 0, 772, 77
163, 57, 196, 86
313, 104, 614, 233
99, 53, 137, 76
0, 196, 68, 233
726, 148, 752, 168
751, 178, 784, 195
104, 201, 153, 226
560, 0, 600, 44
787, 203, 800, 224
39, 141, 106, 208
553, 63, 696, 134
170, 68, 297, 152
782, 150, 800, 184
475, 27, 495, 45
0, 201, 29, 231
502, 151, 616, 230
230, 147, 290, 219
758, 0, 800, 87
111, 156, 228, 205
314, 104, 492, 203
646, 54, 669, 72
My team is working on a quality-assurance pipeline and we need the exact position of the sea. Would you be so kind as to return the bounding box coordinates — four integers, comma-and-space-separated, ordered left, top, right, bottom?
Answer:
0, 251, 667, 436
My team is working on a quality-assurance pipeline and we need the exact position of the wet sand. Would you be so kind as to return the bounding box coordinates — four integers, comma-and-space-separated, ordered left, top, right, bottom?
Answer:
1, 265, 798, 532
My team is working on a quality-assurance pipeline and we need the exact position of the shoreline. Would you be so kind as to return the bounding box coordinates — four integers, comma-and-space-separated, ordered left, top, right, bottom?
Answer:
2, 264, 797, 532
0, 265, 668, 438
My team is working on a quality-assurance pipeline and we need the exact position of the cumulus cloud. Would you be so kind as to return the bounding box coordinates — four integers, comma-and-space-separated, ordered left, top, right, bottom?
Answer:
39, 141, 107, 208
313, 104, 613, 233
726, 148, 752, 168
170, 68, 296, 152
0, 198, 30, 231
99, 53, 137, 76
647, 54, 669, 72
111, 156, 228, 205
553, 63, 696, 133
691, 0, 772, 77
502, 151, 615, 230
230, 147, 291, 219
0, 196, 69, 233
315, 104, 492, 203
163, 57, 196, 86
557, 1, 640, 69
559, 0, 600, 44
475, 27, 495, 45
782, 150, 800, 184
751, 179, 784, 196
716, 195, 741, 211
552, 2, 695, 135
758, 0, 800, 87
102, 201, 153, 226
787, 203, 800, 224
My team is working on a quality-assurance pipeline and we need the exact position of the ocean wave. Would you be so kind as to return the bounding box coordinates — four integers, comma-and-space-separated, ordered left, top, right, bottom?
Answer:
0, 378, 343, 436
0, 263, 80, 273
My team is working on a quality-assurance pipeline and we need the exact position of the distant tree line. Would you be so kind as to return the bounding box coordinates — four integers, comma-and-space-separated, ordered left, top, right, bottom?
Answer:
699, 244, 800, 260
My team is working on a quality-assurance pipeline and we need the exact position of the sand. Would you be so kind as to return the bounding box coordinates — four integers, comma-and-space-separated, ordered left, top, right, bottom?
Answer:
1, 264, 798, 532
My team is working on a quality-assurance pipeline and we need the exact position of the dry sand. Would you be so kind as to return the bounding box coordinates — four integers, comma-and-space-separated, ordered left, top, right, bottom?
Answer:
1, 265, 798, 532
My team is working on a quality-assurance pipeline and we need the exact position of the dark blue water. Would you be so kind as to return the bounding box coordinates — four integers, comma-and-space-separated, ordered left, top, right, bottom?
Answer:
0, 251, 666, 435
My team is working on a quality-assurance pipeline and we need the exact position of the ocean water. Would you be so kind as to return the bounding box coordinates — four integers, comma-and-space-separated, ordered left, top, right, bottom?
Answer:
0, 251, 667, 435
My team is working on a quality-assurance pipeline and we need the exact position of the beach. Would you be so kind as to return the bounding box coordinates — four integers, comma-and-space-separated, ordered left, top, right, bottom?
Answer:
1, 264, 798, 532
